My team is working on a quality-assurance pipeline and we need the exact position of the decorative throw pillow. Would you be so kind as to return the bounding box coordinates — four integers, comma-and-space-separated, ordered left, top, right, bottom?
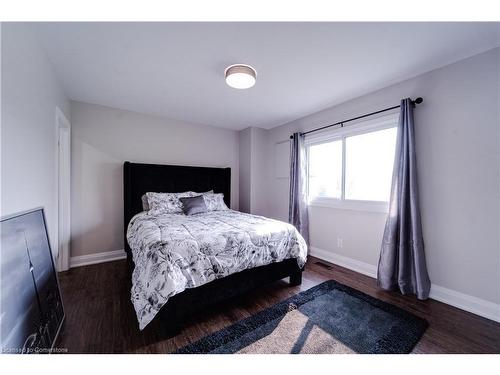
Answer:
146, 191, 196, 214
203, 193, 229, 211
179, 195, 208, 215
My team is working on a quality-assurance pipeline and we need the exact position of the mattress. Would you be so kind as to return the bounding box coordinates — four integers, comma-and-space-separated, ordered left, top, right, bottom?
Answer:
127, 209, 307, 330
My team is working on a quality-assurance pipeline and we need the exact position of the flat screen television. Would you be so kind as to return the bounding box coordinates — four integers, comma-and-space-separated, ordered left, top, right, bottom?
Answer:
0, 208, 65, 354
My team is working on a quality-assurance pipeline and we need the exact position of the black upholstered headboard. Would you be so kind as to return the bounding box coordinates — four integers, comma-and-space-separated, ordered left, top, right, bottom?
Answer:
123, 161, 231, 258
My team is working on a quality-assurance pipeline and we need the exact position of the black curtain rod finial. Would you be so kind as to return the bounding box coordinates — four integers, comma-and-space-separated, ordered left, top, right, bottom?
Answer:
413, 97, 423, 105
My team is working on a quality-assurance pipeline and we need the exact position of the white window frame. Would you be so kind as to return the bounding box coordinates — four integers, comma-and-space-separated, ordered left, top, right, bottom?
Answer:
305, 112, 399, 213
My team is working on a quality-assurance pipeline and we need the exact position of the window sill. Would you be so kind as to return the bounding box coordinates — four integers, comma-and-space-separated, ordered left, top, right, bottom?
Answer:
308, 197, 389, 213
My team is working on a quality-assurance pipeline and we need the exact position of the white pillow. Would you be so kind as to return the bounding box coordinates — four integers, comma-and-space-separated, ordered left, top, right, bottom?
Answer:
203, 193, 229, 211
141, 194, 150, 211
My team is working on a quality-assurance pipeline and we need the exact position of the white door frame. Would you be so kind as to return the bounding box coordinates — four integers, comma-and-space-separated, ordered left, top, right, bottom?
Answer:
56, 107, 71, 271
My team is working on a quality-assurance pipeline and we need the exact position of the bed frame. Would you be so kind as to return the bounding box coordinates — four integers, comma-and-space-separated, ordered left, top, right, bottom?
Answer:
123, 161, 303, 332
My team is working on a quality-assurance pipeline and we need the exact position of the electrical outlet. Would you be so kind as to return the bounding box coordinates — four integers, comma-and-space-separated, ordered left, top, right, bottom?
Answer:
337, 237, 343, 248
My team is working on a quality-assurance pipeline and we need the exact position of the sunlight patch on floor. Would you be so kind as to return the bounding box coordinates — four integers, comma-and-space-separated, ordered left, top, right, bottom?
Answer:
237, 309, 355, 354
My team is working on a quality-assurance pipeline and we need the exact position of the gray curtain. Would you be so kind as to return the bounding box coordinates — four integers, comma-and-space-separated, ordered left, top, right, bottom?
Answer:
377, 99, 431, 299
289, 132, 309, 244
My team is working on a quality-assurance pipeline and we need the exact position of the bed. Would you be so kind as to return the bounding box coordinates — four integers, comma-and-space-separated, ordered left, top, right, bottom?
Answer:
124, 161, 307, 331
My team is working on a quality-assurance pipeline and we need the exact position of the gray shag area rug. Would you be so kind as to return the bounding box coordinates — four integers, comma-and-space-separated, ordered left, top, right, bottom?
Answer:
176, 280, 428, 354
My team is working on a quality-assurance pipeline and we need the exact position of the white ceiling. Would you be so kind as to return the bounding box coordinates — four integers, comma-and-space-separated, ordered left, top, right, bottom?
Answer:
34, 22, 500, 130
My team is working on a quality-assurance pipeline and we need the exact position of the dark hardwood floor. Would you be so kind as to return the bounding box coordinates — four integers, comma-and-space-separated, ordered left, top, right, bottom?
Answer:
56, 256, 500, 353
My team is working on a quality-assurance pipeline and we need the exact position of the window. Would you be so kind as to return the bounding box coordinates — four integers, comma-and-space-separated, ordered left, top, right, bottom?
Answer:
345, 127, 397, 201
306, 113, 398, 212
308, 140, 342, 199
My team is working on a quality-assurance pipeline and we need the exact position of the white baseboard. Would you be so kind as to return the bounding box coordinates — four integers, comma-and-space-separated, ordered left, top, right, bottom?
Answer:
69, 249, 127, 268
310, 246, 377, 278
309, 246, 500, 323
428, 284, 500, 323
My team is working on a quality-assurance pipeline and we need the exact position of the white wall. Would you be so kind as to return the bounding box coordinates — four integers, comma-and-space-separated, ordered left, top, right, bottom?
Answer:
250, 127, 269, 216
260, 48, 500, 310
239, 128, 252, 213
239, 127, 268, 215
1, 23, 70, 255
70, 101, 239, 257
239, 126, 268, 216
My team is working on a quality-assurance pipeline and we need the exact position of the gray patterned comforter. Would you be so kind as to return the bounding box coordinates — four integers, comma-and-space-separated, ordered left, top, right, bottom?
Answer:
127, 210, 308, 330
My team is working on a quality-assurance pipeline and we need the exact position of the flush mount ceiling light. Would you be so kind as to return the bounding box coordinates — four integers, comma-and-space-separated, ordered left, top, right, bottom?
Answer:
225, 64, 257, 89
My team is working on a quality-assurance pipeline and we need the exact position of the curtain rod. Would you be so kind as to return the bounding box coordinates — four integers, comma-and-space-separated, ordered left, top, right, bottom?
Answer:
290, 97, 423, 139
